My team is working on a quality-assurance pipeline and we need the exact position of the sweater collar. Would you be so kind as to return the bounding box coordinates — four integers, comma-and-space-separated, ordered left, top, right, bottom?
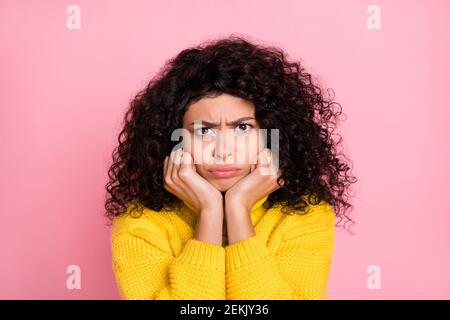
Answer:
182, 194, 269, 216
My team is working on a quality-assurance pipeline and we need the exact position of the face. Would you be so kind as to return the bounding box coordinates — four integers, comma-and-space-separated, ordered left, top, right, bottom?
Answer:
181, 93, 264, 192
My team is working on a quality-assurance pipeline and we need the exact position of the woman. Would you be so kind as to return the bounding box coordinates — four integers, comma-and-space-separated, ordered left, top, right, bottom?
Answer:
105, 35, 357, 300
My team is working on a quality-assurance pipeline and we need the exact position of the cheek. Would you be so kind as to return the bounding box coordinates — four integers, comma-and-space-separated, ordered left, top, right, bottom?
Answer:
182, 134, 202, 162
238, 133, 260, 164
190, 139, 213, 166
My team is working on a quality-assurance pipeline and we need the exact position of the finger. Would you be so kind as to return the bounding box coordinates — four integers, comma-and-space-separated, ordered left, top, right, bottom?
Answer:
174, 149, 197, 202
181, 149, 192, 165
174, 148, 192, 188
179, 149, 194, 177
164, 151, 176, 191
168, 148, 187, 197
168, 147, 177, 167
166, 149, 176, 179
187, 151, 196, 171
263, 148, 272, 167
268, 151, 279, 176
265, 149, 279, 175
256, 148, 269, 167
175, 147, 183, 165
259, 149, 276, 176
171, 148, 183, 181
255, 149, 265, 167
166, 148, 180, 188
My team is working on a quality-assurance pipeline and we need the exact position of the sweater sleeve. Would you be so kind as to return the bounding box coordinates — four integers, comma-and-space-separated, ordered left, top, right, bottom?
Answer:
111, 226, 226, 300
225, 202, 335, 300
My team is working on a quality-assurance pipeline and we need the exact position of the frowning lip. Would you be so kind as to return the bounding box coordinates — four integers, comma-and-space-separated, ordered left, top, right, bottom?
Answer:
208, 166, 242, 172
208, 166, 242, 178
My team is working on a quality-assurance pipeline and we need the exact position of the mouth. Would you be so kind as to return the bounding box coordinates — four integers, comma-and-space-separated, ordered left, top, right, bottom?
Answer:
208, 167, 242, 178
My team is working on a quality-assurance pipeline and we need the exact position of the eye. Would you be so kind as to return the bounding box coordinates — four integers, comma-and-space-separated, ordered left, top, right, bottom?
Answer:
236, 123, 254, 133
194, 127, 215, 137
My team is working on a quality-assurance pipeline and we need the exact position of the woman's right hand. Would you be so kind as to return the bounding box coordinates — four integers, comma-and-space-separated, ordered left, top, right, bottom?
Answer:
163, 147, 223, 214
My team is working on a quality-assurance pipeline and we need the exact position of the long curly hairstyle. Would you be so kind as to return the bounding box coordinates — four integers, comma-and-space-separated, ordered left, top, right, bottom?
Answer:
104, 34, 358, 229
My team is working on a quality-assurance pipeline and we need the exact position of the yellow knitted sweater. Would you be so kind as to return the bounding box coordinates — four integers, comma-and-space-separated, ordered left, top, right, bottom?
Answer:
110, 194, 335, 300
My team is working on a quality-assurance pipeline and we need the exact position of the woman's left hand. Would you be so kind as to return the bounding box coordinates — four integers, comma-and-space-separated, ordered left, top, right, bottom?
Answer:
225, 148, 285, 213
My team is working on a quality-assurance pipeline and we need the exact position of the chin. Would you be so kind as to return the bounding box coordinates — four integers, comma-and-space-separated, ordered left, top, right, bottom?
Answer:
197, 165, 250, 192
208, 177, 241, 192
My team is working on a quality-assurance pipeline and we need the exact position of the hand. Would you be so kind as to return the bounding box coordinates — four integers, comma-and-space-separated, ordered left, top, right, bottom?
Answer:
163, 147, 223, 213
225, 148, 285, 212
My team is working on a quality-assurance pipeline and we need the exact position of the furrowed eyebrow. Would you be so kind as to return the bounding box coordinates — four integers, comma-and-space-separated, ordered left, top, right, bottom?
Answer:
189, 117, 255, 127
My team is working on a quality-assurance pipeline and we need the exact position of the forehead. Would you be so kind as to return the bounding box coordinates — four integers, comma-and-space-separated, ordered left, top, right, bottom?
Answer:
183, 93, 255, 124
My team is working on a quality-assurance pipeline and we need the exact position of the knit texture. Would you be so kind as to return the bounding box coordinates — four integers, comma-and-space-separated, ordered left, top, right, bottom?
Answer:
110, 194, 335, 300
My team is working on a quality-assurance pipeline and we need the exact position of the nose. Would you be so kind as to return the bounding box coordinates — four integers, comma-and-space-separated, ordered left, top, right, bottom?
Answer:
213, 128, 234, 161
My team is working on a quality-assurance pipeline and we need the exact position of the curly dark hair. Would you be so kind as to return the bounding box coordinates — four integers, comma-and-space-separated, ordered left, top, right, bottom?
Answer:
104, 34, 358, 229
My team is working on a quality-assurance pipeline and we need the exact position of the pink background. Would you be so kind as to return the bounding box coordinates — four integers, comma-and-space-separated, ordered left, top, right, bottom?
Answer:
1, 0, 449, 299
